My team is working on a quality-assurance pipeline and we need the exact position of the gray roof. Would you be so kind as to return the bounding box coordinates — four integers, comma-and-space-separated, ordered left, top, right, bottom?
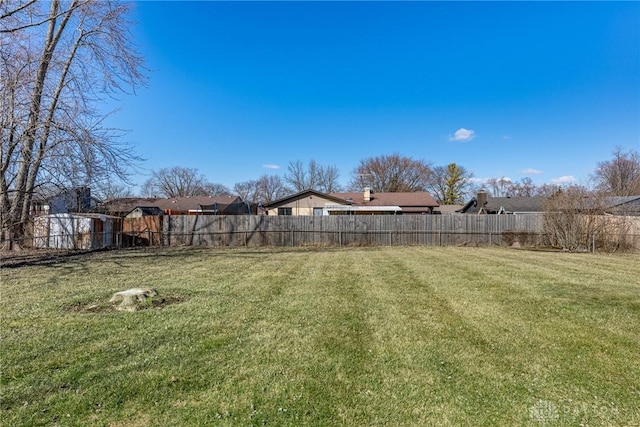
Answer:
604, 196, 640, 208
604, 196, 640, 214
459, 196, 546, 214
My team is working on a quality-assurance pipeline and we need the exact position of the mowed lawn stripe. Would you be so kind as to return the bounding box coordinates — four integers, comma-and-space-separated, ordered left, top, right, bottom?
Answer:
399, 248, 640, 420
1, 247, 638, 426
373, 248, 535, 424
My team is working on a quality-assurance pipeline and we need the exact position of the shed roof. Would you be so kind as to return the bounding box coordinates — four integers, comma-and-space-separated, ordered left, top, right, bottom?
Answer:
36, 212, 121, 220
125, 206, 164, 217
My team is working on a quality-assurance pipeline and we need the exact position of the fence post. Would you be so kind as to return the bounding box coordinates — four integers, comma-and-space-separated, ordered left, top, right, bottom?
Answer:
149, 214, 549, 249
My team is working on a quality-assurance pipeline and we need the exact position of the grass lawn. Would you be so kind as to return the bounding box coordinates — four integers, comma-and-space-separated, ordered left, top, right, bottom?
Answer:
1, 246, 639, 426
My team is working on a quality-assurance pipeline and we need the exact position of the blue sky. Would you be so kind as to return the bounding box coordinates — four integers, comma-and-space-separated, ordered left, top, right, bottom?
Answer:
107, 1, 640, 192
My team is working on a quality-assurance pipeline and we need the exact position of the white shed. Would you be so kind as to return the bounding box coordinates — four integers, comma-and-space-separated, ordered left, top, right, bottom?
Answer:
33, 213, 120, 249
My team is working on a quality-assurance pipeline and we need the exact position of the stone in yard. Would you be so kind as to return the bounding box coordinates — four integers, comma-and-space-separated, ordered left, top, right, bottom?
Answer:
109, 288, 158, 312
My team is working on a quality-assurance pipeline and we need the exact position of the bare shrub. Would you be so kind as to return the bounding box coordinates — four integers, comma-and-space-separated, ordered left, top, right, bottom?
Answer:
543, 187, 635, 252
595, 215, 636, 253
502, 231, 539, 247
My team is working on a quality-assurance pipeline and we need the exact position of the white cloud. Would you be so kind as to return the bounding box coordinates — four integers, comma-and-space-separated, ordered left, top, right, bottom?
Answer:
262, 164, 280, 170
468, 177, 514, 189
468, 177, 486, 184
520, 168, 543, 175
449, 128, 476, 142
550, 175, 577, 184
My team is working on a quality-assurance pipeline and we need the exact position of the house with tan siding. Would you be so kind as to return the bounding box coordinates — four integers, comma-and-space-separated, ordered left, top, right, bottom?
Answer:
263, 188, 439, 216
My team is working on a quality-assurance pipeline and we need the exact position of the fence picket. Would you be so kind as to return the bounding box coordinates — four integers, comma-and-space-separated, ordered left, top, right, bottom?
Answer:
26, 213, 639, 249
156, 214, 547, 247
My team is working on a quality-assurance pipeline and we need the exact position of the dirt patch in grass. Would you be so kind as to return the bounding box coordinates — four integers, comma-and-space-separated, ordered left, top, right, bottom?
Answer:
63, 294, 187, 314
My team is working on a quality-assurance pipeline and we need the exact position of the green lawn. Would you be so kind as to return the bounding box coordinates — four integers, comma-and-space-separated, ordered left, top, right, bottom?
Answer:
1, 247, 639, 426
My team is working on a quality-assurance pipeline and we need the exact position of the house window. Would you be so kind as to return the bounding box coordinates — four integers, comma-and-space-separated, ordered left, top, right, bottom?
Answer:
278, 207, 292, 216
313, 207, 324, 216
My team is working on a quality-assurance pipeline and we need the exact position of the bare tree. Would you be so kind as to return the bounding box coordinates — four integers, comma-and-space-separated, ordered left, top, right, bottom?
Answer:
505, 177, 537, 197
592, 147, 640, 196
202, 183, 232, 197
427, 163, 473, 204
256, 174, 287, 204
535, 183, 563, 197
141, 167, 224, 198
1, 0, 146, 246
93, 179, 134, 201
485, 177, 572, 198
485, 177, 512, 197
234, 174, 287, 205
284, 159, 342, 193
233, 181, 258, 208
349, 153, 432, 192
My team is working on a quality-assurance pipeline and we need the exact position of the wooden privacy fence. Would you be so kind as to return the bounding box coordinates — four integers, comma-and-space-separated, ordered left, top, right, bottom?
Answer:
123, 216, 162, 246
160, 214, 546, 247
25, 214, 640, 249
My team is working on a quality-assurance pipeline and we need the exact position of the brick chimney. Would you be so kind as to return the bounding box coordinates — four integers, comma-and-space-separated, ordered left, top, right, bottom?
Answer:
477, 190, 488, 209
363, 187, 371, 202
